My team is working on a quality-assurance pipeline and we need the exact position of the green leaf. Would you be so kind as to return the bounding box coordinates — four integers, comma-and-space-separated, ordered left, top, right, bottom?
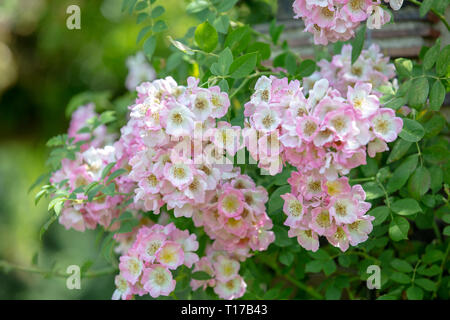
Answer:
399, 119, 425, 142
247, 42, 271, 61
137, 26, 152, 43
168, 36, 194, 55
151, 5, 165, 18
323, 260, 337, 276
423, 113, 446, 138
422, 249, 443, 264
407, 167, 430, 200
325, 285, 341, 300
101, 162, 116, 180
218, 79, 229, 92
152, 20, 168, 33
420, 0, 434, 16
213, 15, 229, 34
279, 251, 294, 266
284, 52, 297, 75
298, 59, 316, 77
216, 0, 238, 12
268, 185, 290, 215
191, 271, 213, 280
269, 20, 284, 45
143, 35, 157, 60
273, 225, 292, 247
429, 80, 445, 111
186, 0, 209, 13
40, 214, 58, 240
122, 0, 137, 12
136, 12, 149, 24
423, 145, 450, 164
194, 21, 218, 52
363, 182, 384, 200
386, 139, 412, 164
368, 206, 390, 226
423, 39, 440, 70
387, 154, 418, 193
229, 53, 257, 80
391, 198, 422, 216
308, 249, 330, 260
87, 184, 103, 202
389, 216, 410, 241
338, 255, 351, 268
436, 45, 450, 77
305, 260, 323, 273
408, 78, 429, 109
351, 25, 366, 64
394, 58, 413, 78
224, 26, 251, 53
406, 286, 424, 300
390, 259, 413, 273
117, 219, 139, 234
415, 278, 436, 291
35, 189, 48, 205
135, 1, 148, 10
106, 168, 128, 184
211, 48, 233, 76
384, 96, 407, 110
443, 225, 450, 236
390, 271, 411, 284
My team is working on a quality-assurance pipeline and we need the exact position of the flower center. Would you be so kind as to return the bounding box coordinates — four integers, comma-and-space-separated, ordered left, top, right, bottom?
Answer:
335, 201, 347, 217
195, 97, 208, 110
154, 270, 168, 286
262, 114, 275, 129
331, 117, 346, 132
321, 7, 334, 18
317, 211, 331, 228
171, 112, 183, 124
374, 118, 389, 134
147, 174, 158, 187
308, 180, 322, 193
173, 166, 187, 179
304, 121, 318, 136
350, 0, 363, 11
289, 200, 303, 217
261, 89, 270, 102
147, 240, 162, 256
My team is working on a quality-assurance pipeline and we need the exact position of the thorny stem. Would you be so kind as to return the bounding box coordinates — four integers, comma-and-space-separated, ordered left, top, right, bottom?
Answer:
376, 176, 391, 212
0, 260, 117, 279
411, 260, 421, 285
432, 242, 449, 299
407, 0, 450, 32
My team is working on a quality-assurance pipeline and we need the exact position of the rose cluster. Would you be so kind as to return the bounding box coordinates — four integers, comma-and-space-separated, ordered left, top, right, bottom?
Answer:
281, 170, 374, 252
192, 173, 275, 260
51, 104, 125, 232
304, 44, 396, 96
51, 76, 276, 300
113, 223, 199, 300
244, 75, 403, 179
292, 0, 394, 45
190, 248, 246, 300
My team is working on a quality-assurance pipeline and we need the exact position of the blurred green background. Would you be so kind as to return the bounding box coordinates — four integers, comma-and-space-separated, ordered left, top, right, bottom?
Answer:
0, 0, 277, 299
